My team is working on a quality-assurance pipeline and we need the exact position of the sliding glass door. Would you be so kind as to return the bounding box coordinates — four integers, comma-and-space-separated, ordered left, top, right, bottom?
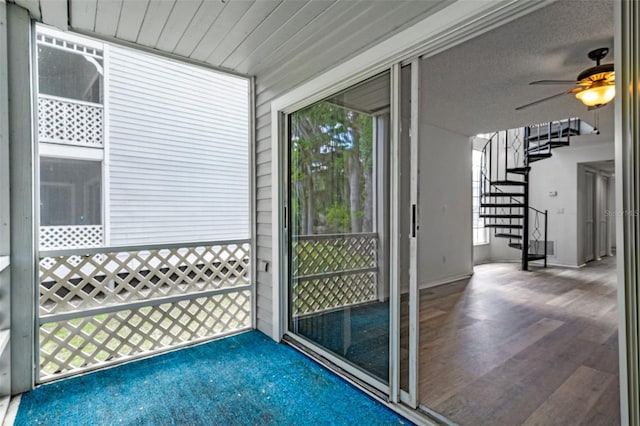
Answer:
287, 71, 391, 385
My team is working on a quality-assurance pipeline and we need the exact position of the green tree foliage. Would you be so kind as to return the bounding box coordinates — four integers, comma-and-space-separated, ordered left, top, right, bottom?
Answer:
290, 102, 374, 235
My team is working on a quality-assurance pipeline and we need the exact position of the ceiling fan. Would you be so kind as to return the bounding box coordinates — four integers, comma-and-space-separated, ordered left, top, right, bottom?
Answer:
516, 47, 615, 111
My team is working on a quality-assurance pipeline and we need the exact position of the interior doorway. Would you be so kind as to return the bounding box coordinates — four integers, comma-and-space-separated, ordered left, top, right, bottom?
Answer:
407, 0, 621, 424
580, 161, 615, 265
585, 169, 597, 262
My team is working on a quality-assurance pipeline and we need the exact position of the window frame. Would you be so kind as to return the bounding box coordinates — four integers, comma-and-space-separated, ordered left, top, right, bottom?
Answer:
472, 149, 489, 246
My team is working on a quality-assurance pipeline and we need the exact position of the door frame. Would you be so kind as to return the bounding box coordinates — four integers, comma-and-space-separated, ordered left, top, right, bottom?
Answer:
270, 0, 554, 343
276, 64, 400, 398
270, 2, 554, 418
275, 59, 423, 410
270, 0, 640, 423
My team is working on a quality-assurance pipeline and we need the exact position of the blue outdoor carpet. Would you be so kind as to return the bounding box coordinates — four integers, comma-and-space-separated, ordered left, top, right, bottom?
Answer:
15, 331, 411, 425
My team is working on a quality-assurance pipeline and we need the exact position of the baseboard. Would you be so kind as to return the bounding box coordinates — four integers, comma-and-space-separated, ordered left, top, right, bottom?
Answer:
529, 260, 585, 269
419, 273, 473, 290
474, 258, 517, 265
474, 258, 585, 269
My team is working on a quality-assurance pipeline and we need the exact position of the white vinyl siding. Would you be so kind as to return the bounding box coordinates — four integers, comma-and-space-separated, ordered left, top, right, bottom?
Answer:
108, 45, 249, 246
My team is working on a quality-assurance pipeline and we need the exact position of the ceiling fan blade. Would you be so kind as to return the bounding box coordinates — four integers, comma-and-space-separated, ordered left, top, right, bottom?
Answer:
529, 80, 577, 85
588, 104, 607, 111
515, 91, 569, 111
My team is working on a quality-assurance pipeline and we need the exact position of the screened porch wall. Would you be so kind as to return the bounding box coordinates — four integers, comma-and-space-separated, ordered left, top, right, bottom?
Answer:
34, 28, 253, 382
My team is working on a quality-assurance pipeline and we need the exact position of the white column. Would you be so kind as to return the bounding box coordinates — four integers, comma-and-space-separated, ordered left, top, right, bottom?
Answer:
8, 3, 36, 394
614, 1, 640, 424
0, 0, 13, 405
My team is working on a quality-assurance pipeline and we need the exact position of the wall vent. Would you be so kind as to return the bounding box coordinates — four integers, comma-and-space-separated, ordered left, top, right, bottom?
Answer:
531, 240, 555, 256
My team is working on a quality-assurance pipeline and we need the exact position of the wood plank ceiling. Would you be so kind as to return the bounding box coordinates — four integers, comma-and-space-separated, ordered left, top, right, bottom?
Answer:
13, 0, 452, 78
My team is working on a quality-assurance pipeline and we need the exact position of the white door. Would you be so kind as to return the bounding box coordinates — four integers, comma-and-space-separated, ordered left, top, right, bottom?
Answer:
398, 60, 420, 408
584, 171, 596, 262
286, 69, 394, 395
599, 176, 609, 258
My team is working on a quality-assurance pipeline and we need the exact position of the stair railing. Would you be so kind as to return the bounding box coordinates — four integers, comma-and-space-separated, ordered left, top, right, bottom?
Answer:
480, 127, 550, 270
528, 207, 549, 267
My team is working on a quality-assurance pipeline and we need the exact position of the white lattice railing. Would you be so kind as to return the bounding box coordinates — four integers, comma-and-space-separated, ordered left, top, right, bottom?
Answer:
40, 225, 104, 250
38, 239, 251, 381
291, 233, 378, 316
38, 94, 104, 147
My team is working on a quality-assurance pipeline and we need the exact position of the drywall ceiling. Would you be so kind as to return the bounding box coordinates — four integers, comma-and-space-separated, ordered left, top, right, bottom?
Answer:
422, 0, 614, 142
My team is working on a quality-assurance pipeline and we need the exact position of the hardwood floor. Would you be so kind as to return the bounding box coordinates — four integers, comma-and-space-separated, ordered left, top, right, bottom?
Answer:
412, 257, 619, 425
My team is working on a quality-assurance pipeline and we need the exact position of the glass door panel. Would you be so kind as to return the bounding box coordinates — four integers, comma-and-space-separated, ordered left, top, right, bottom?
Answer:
288, 71, 391, 384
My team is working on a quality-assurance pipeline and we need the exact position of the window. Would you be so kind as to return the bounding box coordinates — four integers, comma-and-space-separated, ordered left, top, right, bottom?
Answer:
37, 36, 104, 104
40, 157, 102, 226
472, 149, 490, 245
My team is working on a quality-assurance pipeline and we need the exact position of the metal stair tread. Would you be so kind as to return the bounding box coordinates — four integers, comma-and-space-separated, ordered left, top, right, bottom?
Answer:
481, 203, 524, 208
490, 180, 526, 186
494, 233, 523, 239
527, 127, 579, 142
528, 254, 547, 261
480, 214, 524, 219
485, 192, 525, 197
528, 153, 552, 163
485, 224, 523, 229
527, 141, 570, 153
506, 167, 531, 175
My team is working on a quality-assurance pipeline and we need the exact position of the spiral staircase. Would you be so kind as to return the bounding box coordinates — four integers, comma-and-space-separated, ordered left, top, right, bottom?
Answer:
480, 118, 591, 270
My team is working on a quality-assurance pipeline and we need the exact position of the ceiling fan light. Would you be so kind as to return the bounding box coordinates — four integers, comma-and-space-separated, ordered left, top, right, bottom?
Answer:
575, 84, 616, 107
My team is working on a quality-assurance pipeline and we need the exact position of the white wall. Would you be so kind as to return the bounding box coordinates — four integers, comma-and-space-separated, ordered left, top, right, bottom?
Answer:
489, 233, 521, 262
108, 45, 250, 246
528, 142, 614, 266
417, 121, 473, 287
473, 243, 492, 265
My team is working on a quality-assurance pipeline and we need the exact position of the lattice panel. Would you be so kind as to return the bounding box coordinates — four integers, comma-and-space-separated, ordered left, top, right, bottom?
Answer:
39, 243, 250, 315
292, 234, 377, 277
38, 96, 104, 147
292, 272, 377, 316
40, 225, 104, 250
39, 290, 251, 380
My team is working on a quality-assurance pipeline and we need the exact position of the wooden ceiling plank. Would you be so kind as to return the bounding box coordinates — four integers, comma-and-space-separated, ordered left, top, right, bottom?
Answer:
94, 0, 123, 36
136, 0, 176, 46
253, 0, 366, 79
40, 0, 68, 30
115, 0, 149, 42
70, 0, 97, 31
259, 1, 446, 92
233, 0, 336, 74
220, 0, 310, 70
188, 0, 255, 61
172, 0, 226, 57
155, 0, 202, 52
205, 0, 282, 66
